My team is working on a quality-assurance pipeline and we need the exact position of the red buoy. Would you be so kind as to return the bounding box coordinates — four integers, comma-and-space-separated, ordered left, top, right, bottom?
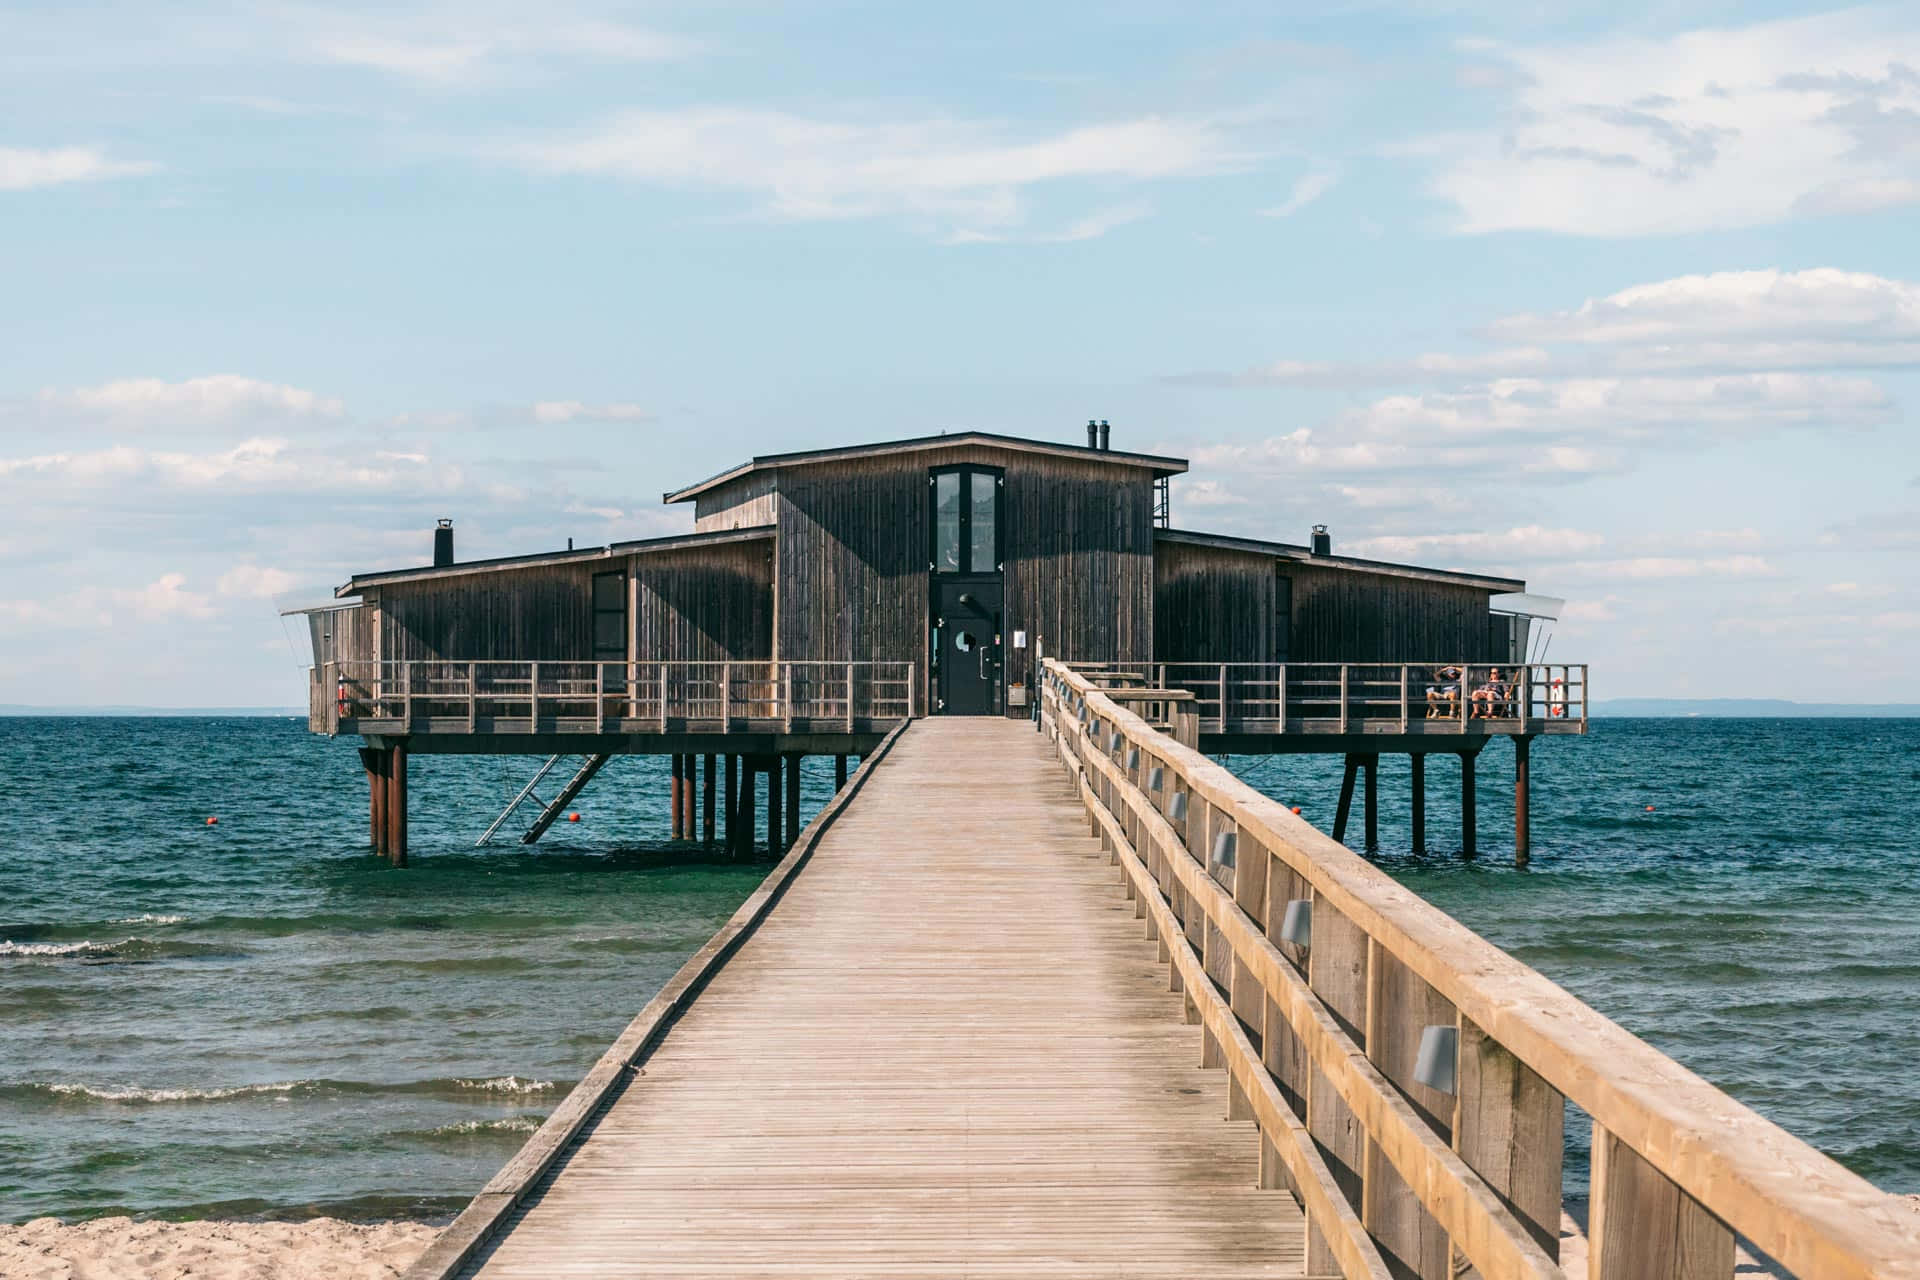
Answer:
568, 812, 581, 822
1290, 806, 1302, 815
1644, 805, 1655, 812
206, 816, 218, 826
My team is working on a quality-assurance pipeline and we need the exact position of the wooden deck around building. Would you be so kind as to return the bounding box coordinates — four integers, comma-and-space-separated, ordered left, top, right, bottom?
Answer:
463, 717, 1301, 1278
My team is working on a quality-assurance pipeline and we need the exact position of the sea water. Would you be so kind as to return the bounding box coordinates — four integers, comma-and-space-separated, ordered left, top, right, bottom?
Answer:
0, 716, 1915, 1222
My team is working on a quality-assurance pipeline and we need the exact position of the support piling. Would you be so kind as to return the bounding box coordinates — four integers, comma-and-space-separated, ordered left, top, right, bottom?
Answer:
1460, 751, 1477, 859
1514, 735, 1531, 868
1410, 753, 1426, 854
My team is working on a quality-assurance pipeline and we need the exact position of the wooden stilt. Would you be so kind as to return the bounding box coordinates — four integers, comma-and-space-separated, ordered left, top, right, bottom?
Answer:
1461, 751, 1477, 859
738, 757, 756, 856
1514, 735, 1531, 867
1333, 753, 1358, 844
785, 753, 802, 847
724, 754, 738, 855
766, 756, 782, 855
835, 753, 848, 789
360, 746, 386, 855
386, 742, 409, 867
1410, 754, 1426, 854
1363, 752, 1379, 851
682, 754, 697, 837
669, 755, 683, 840
703, 754, 716, 849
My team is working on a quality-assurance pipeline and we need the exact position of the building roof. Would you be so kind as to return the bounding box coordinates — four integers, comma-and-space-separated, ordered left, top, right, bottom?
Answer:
1155, 528, 1525, 593
664, 430, 1188, 504
335, 525, 774, 596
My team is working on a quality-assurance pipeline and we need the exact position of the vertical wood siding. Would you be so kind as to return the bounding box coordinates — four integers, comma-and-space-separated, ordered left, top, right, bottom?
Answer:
380, 564, 598, 661
632, 540, 774, 660
307, 605, 374, 666
1153, 543, 1280, 662
693, 473, 780, 532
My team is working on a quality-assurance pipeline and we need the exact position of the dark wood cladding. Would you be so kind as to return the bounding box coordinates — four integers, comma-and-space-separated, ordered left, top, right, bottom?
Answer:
379, 563, 597, 662
1286, 562, 1506, 662
633, 540, 773, 661
375, 541, 773, 664
1002, 457, 1153, 666
1154, 542, 1281, 663
1154, 541, 1508, 663
774, 446, 1157, 707
307, 605, 374, 666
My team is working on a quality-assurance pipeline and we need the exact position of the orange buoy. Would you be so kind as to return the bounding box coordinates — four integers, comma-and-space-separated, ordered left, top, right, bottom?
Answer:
206, 816, 218, 826
568, 812, 581, 822
1644, 805, 1655, 812
1290, 806, 1302, 815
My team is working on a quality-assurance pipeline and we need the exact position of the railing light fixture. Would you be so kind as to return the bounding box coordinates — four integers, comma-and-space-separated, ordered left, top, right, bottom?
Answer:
1125, 746, 1140, 769
1109, 729, 1123, 751
1413, 1025, 1458, 1095
1147, 766, 1164, 792
1211, 830, 1236, 869
1280, 899, 1312, 948
1167, 791, 1188, 822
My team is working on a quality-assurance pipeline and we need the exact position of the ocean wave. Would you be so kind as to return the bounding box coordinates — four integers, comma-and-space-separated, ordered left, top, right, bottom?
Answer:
3, 1074, 570, 1106
0, 936, 242, 962
451, 1075, 558, 1094
424, 1115, 545, 1137
109, 913, 186, 925
0, 940, 111, 958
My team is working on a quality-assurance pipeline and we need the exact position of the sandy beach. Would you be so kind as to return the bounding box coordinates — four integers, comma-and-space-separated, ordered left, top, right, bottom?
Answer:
0, 1217, 440, 1280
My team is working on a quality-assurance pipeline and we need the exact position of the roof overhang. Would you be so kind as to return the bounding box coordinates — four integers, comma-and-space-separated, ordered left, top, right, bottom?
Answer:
336, 525, 775, 596
665, 431, 1188, 504
1156, 528, 1526, 593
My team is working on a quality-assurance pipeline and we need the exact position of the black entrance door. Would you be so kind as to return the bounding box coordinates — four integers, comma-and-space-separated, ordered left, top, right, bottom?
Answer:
933, 579, 1002, 715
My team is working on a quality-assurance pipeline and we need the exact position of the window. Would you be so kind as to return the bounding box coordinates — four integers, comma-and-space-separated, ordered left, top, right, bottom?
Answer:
930, 465, 1001, 574
592, 571, 626, 659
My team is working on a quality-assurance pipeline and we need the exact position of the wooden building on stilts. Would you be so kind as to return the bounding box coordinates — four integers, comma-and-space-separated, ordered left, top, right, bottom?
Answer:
295, 424, 1585, 867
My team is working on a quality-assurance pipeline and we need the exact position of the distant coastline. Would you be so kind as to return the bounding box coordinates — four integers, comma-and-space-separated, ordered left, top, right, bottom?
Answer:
0, 705, 303, 717
1592, 698, 1920, 718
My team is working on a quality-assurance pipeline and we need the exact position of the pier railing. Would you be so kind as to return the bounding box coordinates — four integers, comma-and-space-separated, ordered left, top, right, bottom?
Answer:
1072, 661, 1588, 736
1040, 658, 1920, 1280
311, 660, 916, 736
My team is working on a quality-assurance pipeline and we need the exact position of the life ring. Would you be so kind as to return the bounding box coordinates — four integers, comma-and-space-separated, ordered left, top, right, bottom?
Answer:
336, 675, 351, 719
1548, 678, 1566, 718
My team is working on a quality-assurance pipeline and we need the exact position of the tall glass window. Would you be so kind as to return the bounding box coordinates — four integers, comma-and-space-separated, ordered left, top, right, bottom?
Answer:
930, 466, 1001, 574
969, 473, 997, 572
934, 472, 962, 572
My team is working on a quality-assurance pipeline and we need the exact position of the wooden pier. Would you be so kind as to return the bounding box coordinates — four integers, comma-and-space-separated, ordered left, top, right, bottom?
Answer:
404, 678, 1920, 1280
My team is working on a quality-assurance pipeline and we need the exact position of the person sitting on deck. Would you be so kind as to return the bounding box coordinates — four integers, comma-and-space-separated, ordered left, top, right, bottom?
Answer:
1425, 666, 1464, 719
1472, 668, 1510, 718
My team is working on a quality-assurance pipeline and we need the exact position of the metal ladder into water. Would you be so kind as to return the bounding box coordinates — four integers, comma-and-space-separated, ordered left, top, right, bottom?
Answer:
475, 753, 613, 846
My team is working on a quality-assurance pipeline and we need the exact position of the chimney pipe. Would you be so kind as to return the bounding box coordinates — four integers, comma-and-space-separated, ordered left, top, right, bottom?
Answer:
1086, 419, 1099, 449
1098, 419, 1110, 451
1310, 524, 1331, 556
433, 518, 454, 567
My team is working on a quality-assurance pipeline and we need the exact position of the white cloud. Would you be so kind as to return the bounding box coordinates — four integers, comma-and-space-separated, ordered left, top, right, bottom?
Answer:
507, 108, 1251, 235
1415, 11, 1920, 236
217, 564, 297, 598
530, 400, 653, 424
1347, 526, 1606, 560
1564, 554, 1778, 580
30, 375, 344, 427
1489, 268, 1920, 346
121, 573, 214, 619
0, 145, 155, 192
297, 13, 696, 83
1173, 478, 1248, 507
1260, 169, 1337, 218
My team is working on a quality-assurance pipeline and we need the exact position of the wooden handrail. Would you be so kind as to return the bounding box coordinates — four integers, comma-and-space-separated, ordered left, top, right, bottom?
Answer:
1041, 659, 1920, 1280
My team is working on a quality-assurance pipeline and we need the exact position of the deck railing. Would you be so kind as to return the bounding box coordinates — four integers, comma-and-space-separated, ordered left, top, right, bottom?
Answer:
310, 660, 916, 735
1073, 661, 1589, 735
1041, 659, 1920, 1280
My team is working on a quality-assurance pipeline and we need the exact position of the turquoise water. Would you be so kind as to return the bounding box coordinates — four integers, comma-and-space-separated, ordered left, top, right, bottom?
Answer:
1, 716, 1915, 1222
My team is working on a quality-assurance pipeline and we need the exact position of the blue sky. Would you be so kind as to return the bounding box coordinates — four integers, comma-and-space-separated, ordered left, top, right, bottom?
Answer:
3, 1, 1917, 704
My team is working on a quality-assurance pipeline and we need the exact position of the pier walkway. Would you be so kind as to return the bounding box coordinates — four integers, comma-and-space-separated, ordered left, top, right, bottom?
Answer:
409, 664, 1920, 1280
462, 717, 1300, 1277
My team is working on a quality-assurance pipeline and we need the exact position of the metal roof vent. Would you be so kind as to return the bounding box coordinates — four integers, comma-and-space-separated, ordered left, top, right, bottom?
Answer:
1310, 524, 1331, 556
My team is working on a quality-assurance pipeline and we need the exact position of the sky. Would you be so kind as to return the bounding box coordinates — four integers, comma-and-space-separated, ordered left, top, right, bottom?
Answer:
3, 1, 1918, 705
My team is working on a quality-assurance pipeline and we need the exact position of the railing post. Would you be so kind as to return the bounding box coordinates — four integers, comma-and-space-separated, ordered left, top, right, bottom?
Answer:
594, 663, 604, 734
1399, 665, 1409, 731
402, 662, 413, 729
1276, 662, 1287, 734
782, 662, 793, 732
1518, 664, 1532, 725
659, 662, 669, 732
528, 660, 539, 731
846, 660, 855, 731
1458, 661, 1469, 732
1304, 896, 1369, 1275
1588, 1124, 1734, 1278
1217, 662, 1228, 732
468, 661, 477, 732
1453, 1017, 1564, 1265
1338, 665, 1349, 735
722, 661, 732, 728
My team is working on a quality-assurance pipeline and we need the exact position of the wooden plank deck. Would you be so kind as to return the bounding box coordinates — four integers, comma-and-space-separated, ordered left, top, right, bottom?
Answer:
466, 717, 1302, 1278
